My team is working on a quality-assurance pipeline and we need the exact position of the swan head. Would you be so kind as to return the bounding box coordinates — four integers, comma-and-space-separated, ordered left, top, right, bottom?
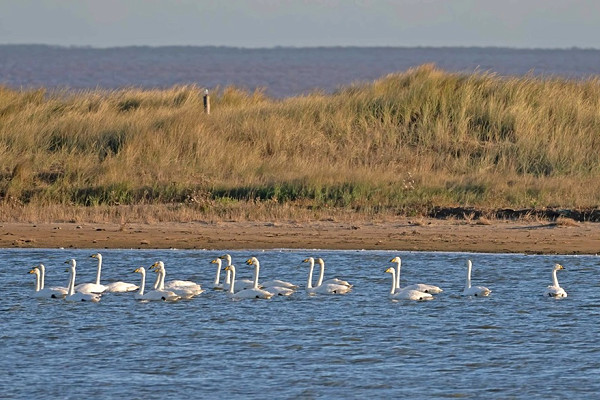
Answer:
384, 267, 395, 274
316, 258, 324, 266
245, 257, 258, 266
390, 256, 401, 263
64, 259, 76, 267
302, 257, 314, 264
28, 267, 40, 275
134, 266, 145, 274
224, 265, 236, 273
219, 254, 232, 264
151, 261, 165, 271
37, 263, 45, 272
554, 263, 565, 271
211, 258, 222, 266
466, 259, 472, 268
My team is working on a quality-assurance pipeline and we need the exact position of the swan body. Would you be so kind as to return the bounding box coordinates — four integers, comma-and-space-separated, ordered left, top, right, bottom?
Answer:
314, 258, 352, 288
73, 254, 108, 294
246, 257, 296, 296
225, 265, 273, 299
301, 258, 351, 295
389, 257, 442, 294
64, 259, 101, 302
89, 254, 138, 293
151, 261, 203, 298
462, 260, 491, 297
545, 264, 567, 298
29, 267, 67, 298
133, 267, 180, 301
220, 254, 254, 290
384, 267, 433, 301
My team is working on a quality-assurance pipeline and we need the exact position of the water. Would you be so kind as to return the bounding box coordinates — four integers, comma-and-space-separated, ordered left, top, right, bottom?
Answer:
1, 45, 600, 98
1, 248, 599, 398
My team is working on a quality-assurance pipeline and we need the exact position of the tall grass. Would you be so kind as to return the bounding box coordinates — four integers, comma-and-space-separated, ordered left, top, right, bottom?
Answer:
1, 65, 600, 222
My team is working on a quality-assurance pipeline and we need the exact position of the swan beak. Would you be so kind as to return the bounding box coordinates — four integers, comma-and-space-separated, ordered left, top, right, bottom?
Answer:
210, 259, 218, 264
384, 267, 393, 273
90, 254, 97, 258
245, 258, 253, 265
28, 269, 36, 274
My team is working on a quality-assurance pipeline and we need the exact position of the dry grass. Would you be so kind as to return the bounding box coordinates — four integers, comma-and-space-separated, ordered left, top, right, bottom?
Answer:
2, 65, 600, 222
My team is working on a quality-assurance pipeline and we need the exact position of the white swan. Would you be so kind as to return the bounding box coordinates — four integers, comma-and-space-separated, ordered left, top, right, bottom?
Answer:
220, 254, 254, 290
462, 259, 491, 297
245, 257, 295, 296
73, 255, 108, 294
150, 261, 203, 298
28, 267, 67, 298
133, 267, 180, 301
301, 258, 351, 295
545, 264, 567, 298
211, 258, 228, 290
36, 264, 68, 296
91, 253, 138, 293
224, 265, 273, 299
315, 257, 352, 288
64, 259, 101, 302
384, 267, 433, 300
390, 256, 442, 294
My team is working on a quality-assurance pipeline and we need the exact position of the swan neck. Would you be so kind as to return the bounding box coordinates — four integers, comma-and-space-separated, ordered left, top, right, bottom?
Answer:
465, 262, 472, 289
68, 268, 76, 296
390, 269, 397, 295
34, 270, 41, 292
214, 263, 222, 285
307, 263, 314, 289
153, 270, 160, 290
138, 270, 146, 296
225, 269, 231, 284
95, 257, 102, 285
395, 260, 401, 290
159, 268, 165, 290
253, 261, 260, 289
316, 260, 325, 287
552, 269, 560, 287
40, 266, 45, 290
228, 267, 235, 294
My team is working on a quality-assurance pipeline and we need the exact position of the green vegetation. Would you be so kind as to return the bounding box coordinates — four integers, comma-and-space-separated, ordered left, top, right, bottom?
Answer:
1, 64, 600, 222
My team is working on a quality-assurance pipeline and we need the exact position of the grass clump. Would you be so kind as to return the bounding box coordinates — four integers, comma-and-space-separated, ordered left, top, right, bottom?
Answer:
1, 65, 600, 222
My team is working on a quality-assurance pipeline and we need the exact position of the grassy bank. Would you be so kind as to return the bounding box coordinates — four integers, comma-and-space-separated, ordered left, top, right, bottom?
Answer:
1, 64, 600, 222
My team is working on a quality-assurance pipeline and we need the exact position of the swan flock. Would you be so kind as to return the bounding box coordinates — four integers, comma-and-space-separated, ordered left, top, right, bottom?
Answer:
27, 253, 569, 302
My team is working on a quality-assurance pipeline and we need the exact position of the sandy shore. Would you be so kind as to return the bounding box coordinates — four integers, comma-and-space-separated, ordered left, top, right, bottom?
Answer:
1, 218, 599, 254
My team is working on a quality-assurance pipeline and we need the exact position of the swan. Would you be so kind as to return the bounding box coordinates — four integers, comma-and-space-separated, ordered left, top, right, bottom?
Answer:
150, 261, 203, 298
28, 267, 67, 298
36, 264, 68, 296
73, 255, 108, 294
245, 257, 295, 296
91, 253, 138, 293
301, 258, 351, 295
389, 256, 442, 294
219, 254, 254, 290
462, 259, 491, 297
64, 259, 101, 302
315, 258, 352, 288
133, 267, 180, 301
384, 267, 433, 300
545, 264, 567, 298
224, 265, 273, 299
211, 258, 228, 290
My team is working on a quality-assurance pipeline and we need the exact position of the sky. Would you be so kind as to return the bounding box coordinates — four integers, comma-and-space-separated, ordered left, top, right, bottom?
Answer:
1, 0, 599, 49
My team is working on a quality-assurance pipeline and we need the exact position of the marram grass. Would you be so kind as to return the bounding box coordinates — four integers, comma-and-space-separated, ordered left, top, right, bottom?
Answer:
1, 64, 600, 222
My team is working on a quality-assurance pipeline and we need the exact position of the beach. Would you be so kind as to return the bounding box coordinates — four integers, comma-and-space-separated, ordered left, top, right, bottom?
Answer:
2, 219, 599, 254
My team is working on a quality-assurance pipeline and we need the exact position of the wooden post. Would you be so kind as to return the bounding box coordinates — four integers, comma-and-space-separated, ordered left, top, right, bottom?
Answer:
203, 89, 210, 114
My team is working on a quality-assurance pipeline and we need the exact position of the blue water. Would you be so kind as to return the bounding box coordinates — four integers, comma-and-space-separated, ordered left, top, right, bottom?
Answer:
2, 248, 599, 398
1, 45, 600, 97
